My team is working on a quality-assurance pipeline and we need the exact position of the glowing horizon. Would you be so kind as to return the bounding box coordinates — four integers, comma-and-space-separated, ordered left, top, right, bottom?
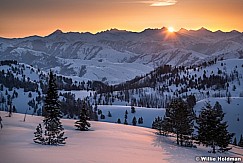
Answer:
1, 0, 243, 38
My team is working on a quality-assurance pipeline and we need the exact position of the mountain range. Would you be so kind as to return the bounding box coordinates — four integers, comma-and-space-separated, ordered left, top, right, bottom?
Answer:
1, 27, 243, 84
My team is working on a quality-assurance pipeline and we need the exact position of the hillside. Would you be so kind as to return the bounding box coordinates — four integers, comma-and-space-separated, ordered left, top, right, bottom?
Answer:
0, 111, 242, 163
0, 61, 103, 118
0, 59, 242, 139
96, 59, 243, 111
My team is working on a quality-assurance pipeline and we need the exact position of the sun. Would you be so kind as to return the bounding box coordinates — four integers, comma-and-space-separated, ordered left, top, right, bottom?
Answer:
168, 27, 175, 33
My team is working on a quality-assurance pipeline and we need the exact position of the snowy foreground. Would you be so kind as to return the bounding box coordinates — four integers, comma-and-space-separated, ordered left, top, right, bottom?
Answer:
0, 111, 242, 163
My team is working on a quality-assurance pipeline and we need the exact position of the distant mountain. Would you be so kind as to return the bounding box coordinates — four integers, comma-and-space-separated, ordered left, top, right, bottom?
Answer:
0, 27, 243, 84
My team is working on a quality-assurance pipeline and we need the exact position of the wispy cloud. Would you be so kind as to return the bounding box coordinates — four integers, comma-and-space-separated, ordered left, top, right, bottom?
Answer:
136, 0, 177, 7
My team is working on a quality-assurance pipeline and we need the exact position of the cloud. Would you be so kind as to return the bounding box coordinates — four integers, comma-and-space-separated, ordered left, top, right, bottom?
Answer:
151, 0, 177, 6
139, 0, 177, 6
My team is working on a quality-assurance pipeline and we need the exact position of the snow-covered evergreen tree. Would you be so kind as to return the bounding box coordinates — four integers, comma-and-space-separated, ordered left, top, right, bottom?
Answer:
34, 70, 67, 145
196, 102, 232, 153
75, 100, 91, 131
33, 124, 44, 144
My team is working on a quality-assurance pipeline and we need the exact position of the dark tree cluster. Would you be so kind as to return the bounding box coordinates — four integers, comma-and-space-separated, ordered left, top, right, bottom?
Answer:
196, 102, 234, 153
0, 69, 38, 92
59, 93, 98, 121
152, 99, 233, 153
0, 60, 17, 66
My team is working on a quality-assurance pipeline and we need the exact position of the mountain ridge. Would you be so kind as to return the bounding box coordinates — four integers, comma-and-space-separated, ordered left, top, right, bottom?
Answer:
1, 27, 243, 39
0, 27, 243, 84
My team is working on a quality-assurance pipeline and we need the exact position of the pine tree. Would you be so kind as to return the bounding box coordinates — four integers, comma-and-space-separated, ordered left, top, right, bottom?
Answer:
98, 109, 102, 115
34, 70, 67, 145
33, 124, 44, 144
75, 100, 91, 131
161, 116, 173, 136
8, 98, 12, 117
131, 106, 136, 113
138, 117, 144, 124
186, 95, 196, 109
132, 116, 137, 126
196, 102, 233, 153
153, 116, 172, 136
227, 92, 231, 104
164, 98, 194, 146
233, 137, 237, 146
124, 118, 128, 125
107, 111, 112, 117
124, 110, 128, 125
100, 114, 105, 119
238, 134, 243, 147
153, 116, 163, 135
117, 118, 121, 124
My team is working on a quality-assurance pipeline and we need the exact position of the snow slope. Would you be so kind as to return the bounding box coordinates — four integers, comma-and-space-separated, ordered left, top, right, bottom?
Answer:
57, 58, 153, 84
97, 105, 165, 127
0, 111, 242, 163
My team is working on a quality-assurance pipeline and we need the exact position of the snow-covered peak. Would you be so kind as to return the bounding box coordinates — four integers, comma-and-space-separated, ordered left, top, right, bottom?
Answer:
49, 29, 64, 36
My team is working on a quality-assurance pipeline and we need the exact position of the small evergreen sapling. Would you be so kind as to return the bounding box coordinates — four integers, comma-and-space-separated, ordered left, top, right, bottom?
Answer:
124, 110, 128, 125
75, 101, 91, 131
131, 106, 136, 113
233, 137, 237, 146
124, 118, 128, 125
138, 117, 144, 124
132, 116, 137, 126
33, 124, 44, 144
152, 116, 163, 135
239, 134, 243, 147
108, 111, 112, 117
152, 116, 171, 136
117, 118, 121, 124
98, 109, 102, 115
100, 114, 105, 119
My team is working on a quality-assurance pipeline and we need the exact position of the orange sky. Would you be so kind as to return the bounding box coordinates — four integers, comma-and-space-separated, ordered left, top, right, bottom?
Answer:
1, 0, 243, 38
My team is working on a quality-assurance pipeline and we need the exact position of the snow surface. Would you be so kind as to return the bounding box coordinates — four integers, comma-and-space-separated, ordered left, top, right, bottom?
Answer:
97, 105, 165, 127
0, 111, 242, 163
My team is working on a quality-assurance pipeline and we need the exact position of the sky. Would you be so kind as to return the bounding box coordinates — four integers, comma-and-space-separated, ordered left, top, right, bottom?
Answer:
1, 0, 243, 38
